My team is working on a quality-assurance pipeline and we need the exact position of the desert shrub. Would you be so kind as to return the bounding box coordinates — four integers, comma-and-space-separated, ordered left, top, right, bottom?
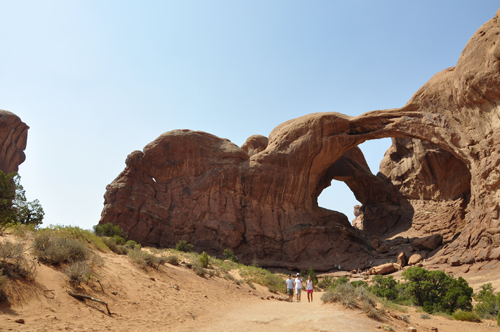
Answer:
474, 283, 499, 319
116, 245, 129, 255
307, 267, 318, 284
402, 267, 473, 314
238, 265, 286, 293
399, 314, 410, 323
165, 255, 179, 265
112, 235, 126, 245
102, 237, 117, 252
452, 309, 481, 322
41, 225, 108, 252
33, 232, 89, 265
93, 223, 125, 238
247, 281, 256, 289
381, 325, 393, 331
207, 269, 215, 278
65, 261, 92, 286
223, 249, 238, 262
420, 313, 431, 319
362, 299, 385, 321
321, 282, 357, 308
0, 240, 35, 279
192, 264, 205, 276
125, 240, 138, 249
199, 251, 209, 268
128, 250, 165, 270
175, 240, 193, 253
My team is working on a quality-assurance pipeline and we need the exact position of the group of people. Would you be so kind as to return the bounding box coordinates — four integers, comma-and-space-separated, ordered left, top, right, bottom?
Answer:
285, 273, 315, 303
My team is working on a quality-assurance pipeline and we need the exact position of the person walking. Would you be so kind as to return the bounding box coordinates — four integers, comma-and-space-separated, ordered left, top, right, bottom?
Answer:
285, 275, 294, 302
306, 275, 315, 302
294, 273, 304, 302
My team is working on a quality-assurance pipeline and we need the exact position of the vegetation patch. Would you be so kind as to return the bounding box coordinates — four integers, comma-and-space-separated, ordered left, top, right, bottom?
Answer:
65, 261, 93, 286
175, 240, 193, 253
452, 309, 481, 322
128, 249, 166, 271
0, 240, 36, 280
33, 232, 89, 265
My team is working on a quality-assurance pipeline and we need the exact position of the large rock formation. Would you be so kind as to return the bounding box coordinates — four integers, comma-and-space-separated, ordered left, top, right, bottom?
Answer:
0, 110, 28, 174
101, 8, 500, 270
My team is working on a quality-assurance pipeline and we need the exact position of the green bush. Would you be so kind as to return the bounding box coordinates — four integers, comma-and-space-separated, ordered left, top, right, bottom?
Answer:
452, 309, 481, 322
199, 251, 209, 268
175, 240, 193, 253
223, 248, 238, 262
93, 223, 125, 238
369, 275, 403, 301
112, 235, 126, 245
402, 267, 473, 314
125, 240, 138, 249
0, 171, 44, 230
65, 261, 92, 286
33, 233, 89, 265
474, 283, 499, 319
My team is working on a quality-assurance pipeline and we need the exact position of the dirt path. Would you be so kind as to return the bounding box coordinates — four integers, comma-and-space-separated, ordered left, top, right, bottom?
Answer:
199, 294, 375, 332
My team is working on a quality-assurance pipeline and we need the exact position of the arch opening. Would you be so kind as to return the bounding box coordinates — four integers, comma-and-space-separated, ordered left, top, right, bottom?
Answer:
313, 135, 472, 242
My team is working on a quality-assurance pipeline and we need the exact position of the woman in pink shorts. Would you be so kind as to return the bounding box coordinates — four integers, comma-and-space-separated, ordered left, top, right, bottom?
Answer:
306, 275, 315, 302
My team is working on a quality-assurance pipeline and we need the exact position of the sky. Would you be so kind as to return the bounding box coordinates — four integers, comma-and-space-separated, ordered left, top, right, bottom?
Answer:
0, 1, 498, 230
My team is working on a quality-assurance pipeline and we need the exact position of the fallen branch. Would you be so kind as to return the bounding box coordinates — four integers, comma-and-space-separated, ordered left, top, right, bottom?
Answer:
67, 291, 112, 315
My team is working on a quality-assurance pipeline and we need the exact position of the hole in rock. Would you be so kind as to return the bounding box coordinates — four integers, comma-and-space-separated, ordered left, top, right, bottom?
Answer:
357, 138, 392, 175
316, 138, 392, 223
317, 180, 360, 223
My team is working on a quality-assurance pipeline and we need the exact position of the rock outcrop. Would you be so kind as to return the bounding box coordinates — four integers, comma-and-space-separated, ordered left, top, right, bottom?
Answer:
100, 8, 500, 270
0, 110, 28, 174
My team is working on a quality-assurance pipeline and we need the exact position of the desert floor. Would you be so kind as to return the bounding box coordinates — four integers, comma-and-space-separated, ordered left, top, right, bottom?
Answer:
1, 236, 500, 332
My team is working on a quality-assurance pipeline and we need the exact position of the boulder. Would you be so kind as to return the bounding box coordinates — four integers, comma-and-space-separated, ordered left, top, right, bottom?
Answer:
369, 263, 397, 275
413, 234, 443, 250
396, 252, 406, 267
376, 243, 390, 253
448, 255, 461, 266
408, 254, 423, 266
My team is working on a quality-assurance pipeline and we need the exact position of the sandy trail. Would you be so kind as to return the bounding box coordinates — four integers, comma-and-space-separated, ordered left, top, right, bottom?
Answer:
1, 237, 500, 332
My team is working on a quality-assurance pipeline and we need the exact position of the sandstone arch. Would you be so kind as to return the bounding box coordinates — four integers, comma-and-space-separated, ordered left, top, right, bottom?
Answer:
100, 8, 500, 270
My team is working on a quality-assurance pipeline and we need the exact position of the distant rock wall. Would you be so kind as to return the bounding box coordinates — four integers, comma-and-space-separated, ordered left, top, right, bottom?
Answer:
101, 8, 500, 270
0, 110, 28, 174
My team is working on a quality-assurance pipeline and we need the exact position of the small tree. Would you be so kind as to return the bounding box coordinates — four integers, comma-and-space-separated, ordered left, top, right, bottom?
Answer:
0, 171, 44, 229
307, 267, 318, 284
175, 240, 193, 253
223, 249, 238, 262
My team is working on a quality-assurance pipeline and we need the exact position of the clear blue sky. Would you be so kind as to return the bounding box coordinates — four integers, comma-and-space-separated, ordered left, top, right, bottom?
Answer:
0, 1, 498, 229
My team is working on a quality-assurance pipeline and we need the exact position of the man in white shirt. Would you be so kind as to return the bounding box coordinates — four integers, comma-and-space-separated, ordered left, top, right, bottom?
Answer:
294, 273, 304, 302
285, 275, 294, 302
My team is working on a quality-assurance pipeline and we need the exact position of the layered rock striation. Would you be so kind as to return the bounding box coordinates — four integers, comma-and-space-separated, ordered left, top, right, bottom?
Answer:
0, 110, 28, 174
101, 8, 500, 270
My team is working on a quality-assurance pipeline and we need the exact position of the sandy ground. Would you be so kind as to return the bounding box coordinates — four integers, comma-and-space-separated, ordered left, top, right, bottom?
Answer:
1, 236, 500, 331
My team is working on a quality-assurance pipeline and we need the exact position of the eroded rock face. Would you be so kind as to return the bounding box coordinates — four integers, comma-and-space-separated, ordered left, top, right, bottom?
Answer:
0, 110, 28, 174
101, 8, 500, 270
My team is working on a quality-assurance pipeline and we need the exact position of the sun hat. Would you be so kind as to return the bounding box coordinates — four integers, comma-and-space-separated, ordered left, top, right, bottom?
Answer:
296, 273, 300, 276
